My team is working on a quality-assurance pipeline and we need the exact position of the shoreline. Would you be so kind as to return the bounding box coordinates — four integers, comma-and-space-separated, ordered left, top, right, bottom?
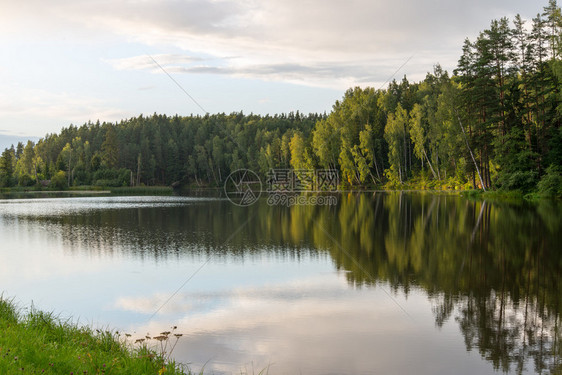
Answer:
0, 297, 191, 374
0, 185, 559, 202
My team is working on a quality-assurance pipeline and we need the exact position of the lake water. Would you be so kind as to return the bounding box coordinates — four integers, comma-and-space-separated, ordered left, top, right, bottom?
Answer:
0, 193, 561, 374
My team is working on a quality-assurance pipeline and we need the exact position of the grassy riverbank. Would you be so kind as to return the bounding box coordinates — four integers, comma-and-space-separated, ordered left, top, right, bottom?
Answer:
1, 183, 559, 203
105, 186, 173, 196
0, 297, 192, 375
458, 189, 562, 203
0, 186, 174, 198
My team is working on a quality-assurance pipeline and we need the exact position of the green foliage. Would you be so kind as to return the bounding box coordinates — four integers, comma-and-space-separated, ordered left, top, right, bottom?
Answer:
50, 171, 67, 190
495, 129, 539, 191
93, 168, 131, 187
73, 161, 91, 186
102, 126, 120, 169
55, 152, 66, 172
359, 124, 382, 181
537, 164, 562, 196
289, 132, 314, 171
0, 148, 15, 187
91, 152, 102, 172
384, 104, 408, 183
18, 173, 35, 187
9, 112, 322, 189
383, 166, 402, 189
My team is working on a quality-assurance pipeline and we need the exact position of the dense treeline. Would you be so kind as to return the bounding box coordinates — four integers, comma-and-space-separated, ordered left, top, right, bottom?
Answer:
1, 1, 561, 194
0, 112, 320, 189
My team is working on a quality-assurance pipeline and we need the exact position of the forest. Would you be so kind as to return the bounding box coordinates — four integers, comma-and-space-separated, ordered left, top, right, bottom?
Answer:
1, 1, 561, 195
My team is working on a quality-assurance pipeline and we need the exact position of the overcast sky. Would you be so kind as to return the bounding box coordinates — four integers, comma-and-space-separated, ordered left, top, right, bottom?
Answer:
0, 0, 548, 137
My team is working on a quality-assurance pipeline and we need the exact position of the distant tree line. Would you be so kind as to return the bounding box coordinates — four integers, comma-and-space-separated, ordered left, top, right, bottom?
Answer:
1, 1, 561, 194
0, 112, 319, 189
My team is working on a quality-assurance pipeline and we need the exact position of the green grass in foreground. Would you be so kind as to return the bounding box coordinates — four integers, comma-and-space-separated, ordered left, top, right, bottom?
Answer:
0, 297, 193, 374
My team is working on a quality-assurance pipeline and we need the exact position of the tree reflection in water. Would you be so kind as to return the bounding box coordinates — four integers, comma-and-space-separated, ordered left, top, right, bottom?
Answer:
11, 194, 561, 374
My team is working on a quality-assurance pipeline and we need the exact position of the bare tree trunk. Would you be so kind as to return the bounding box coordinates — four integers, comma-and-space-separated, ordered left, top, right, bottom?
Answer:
403, 129, 408, 179
136, 154, 141, 186
369, 171, 377, 185
33, 161, 38, 182
454, 110, 486, 191
423, 149, 438, 179
436, 150, 441, 180
68, 148, 72, 187
408, 139, 412, 177
373, 154, 381, 180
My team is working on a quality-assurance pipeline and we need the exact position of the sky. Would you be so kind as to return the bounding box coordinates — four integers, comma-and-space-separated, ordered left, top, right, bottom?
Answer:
0, 0, 547, 138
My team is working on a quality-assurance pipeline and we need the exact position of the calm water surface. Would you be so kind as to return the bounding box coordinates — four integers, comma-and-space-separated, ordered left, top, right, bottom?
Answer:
0, 193, 561, 374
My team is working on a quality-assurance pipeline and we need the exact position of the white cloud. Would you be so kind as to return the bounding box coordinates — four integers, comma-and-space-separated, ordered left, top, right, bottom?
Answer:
115, 294, 195, 315
106, 54, 407, 89
105, 54, 205, 71
1, 0, 544, 89
0, 88, 133, 130
126, 281, 453, 375
0, 0, 547, 134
